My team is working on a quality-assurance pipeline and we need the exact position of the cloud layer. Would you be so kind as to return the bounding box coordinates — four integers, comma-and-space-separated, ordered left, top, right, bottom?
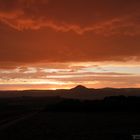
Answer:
0, 62, 140, 90
0, 0, 140, 64
0, 0, 140, 34
0, 0, 140, 89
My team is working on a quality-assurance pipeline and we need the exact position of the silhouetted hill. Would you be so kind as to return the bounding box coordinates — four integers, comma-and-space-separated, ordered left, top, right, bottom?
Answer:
0, 86, 140, 100
70, 85, 89, 91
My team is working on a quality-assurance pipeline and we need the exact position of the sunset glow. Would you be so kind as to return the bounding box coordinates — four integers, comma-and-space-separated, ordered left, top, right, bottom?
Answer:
0, 0, 140, 90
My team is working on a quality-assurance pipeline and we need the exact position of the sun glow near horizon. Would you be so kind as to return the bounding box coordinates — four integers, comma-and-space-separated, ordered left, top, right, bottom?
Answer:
0, 0, 140, 90
0, 62, 140, 90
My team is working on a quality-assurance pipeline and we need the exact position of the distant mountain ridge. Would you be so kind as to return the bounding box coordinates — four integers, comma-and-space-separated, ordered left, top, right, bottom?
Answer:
70, 85, 90, 91
0, 85, 140, 100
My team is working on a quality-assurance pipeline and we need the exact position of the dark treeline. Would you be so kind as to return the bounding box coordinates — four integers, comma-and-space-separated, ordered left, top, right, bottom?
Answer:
1, 95, 140, 113
45, 96, 140, 112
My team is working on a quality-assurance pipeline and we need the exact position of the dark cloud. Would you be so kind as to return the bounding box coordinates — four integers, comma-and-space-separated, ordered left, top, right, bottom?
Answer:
0, 0, 140, 31
0, 0, 140, 65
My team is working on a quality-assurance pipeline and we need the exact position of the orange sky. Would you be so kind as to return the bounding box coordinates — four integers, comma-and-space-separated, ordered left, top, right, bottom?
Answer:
0, 0, 140, 90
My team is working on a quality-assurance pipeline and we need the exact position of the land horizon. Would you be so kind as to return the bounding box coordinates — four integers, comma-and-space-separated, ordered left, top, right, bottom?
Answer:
1, 85, 140, 100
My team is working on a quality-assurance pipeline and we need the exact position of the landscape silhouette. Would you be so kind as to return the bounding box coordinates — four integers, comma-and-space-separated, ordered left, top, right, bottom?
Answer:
0, 85, 140, 140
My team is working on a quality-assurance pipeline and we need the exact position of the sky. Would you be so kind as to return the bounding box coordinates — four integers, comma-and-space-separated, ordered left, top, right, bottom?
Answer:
0, 0, 140, 90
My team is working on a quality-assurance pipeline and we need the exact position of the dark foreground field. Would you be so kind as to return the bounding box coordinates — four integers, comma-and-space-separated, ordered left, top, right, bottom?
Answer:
1, 111, 140, 140
0, 96, 140, 140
